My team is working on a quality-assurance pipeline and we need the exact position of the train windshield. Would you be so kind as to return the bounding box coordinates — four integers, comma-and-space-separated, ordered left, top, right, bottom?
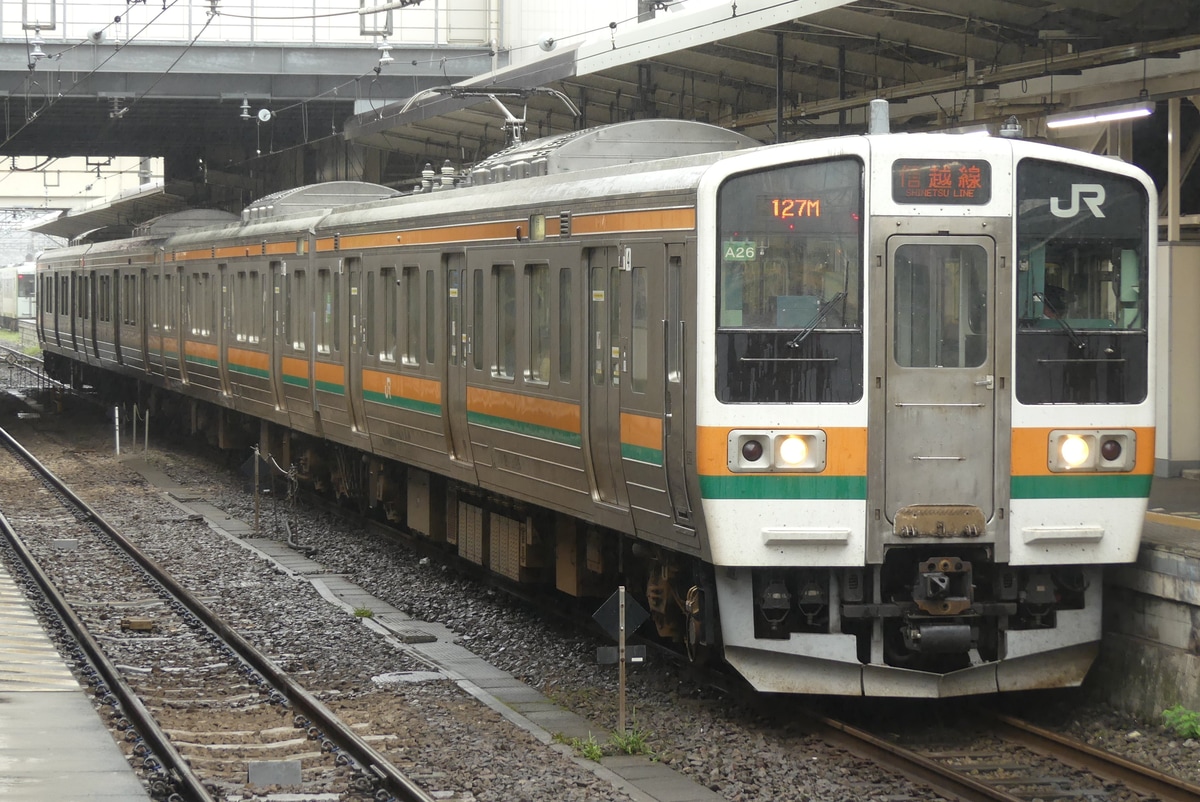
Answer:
715, 158, 864, 403
1015, 159, 1150, 404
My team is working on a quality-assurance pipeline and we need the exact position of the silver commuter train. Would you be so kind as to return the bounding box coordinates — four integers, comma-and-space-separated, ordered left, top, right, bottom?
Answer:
36, 119, 1157, 697
0, 261, 36, 330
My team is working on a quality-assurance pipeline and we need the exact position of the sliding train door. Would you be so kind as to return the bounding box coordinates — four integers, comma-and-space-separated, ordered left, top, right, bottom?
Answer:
586, 246, 626, 508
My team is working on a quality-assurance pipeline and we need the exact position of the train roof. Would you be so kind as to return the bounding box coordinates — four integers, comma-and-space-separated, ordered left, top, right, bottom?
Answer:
459, 119, 759, 186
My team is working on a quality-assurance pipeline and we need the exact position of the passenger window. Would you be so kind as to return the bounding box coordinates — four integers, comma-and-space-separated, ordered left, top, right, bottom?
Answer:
494, 264, 516, 379
380, 267, 396, 361
425, 271, 436, 364
558, 268, 572, 383
472, 269, 484, 371
403, 266, 420, 365
631, 266, 647, 393
528, 264, 550, 383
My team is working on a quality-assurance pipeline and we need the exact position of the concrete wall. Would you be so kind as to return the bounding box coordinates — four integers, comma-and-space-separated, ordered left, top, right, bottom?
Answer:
1156, 243, 1200, 476
1091, 548, 1200, 719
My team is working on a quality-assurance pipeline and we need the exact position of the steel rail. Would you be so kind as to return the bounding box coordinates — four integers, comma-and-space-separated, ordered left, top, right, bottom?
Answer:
990, 711, 1200, 802
814, 714, 1025, 802
0, 425, 435, 802
0, 432, 211, 802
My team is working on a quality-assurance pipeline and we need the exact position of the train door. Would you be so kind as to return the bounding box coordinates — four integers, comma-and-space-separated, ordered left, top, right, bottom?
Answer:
663, 243, 694, 529
345, 257, 368, 434
444, 254, 473, 464
140, 268, 150, 372
885, 236, 995, 521
587, 246, 626, 507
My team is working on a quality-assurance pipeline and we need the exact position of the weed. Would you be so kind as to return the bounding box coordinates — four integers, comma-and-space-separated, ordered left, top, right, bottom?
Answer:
610, 720, 653, 756
353, 606, 374, 618
1163, 704, 1200, 738
570, 733, 604, 761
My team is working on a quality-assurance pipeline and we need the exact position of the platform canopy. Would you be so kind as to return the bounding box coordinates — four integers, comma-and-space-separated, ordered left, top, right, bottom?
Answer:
344, 0, 1200, 175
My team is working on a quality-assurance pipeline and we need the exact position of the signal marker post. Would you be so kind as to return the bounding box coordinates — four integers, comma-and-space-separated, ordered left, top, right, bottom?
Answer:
593, 586, 649, 733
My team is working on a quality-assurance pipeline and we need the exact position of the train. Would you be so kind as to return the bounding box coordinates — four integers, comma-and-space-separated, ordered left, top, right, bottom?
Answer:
0, 261, 36, 330
35, 116, 1157, 697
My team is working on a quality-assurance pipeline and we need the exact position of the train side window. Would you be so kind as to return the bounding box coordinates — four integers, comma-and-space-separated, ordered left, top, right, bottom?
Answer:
528, 263, 550, 383
402, 265, 420, 365
631, 266, 648, 393
289, 269, 307, 351
59, 275, 68, 316
234, 271, 246, 342
380, 267, 396, 361
472, 269, 484, 371
165, 273, 175, 332
98, 273, 111, 323
250, 271, 264, 344
425, 270, 436, 364
317, 268, 335, 355
558, 267, 572, 383
366, 272, 377, 356
494, 264, 516, 379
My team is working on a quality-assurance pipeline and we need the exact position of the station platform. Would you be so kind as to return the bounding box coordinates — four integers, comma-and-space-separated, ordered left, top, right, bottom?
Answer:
1092, 476, 1200, 718
0, 557, 149, 800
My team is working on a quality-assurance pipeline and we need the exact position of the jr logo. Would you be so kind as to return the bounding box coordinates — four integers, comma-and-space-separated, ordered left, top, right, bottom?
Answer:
1051, 183, 1106, 218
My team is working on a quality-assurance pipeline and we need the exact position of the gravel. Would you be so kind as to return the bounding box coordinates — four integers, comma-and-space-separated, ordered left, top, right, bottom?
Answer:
10, 404, 1200, 801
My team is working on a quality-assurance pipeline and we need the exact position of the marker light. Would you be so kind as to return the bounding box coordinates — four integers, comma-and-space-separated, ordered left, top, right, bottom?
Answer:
1060, 435, 1090, 468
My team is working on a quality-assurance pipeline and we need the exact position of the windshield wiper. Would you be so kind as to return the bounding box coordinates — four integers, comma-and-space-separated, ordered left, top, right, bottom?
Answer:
787, 291, 847, 349
1033, 291, 1087, 352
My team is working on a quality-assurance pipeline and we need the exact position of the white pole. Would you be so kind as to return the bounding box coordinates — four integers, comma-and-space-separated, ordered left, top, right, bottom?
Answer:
618, 585, 626, 734
113, 406, 120, 455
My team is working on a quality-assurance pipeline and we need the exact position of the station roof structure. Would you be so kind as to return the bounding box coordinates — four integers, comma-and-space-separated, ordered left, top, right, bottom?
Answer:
9, 0, 1200, 240
344, 0, 1200, 169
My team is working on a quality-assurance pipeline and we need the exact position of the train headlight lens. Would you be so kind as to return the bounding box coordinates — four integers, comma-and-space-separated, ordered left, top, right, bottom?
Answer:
1060, 435, 1090, 468
1101, 439, 1122, 462
741, 439, 764, 462
777, 436, 808, 466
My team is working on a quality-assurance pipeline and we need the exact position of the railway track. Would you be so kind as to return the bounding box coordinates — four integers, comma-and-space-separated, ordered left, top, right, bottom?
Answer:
805, 704, 1200, 802
0, 424, 434, 801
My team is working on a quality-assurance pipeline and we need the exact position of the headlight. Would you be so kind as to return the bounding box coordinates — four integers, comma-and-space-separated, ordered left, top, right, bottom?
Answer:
1060, 435, 1090, 468
777, 435, 808, 466
1048, 429, 1136, 472
729, 430, 826, 472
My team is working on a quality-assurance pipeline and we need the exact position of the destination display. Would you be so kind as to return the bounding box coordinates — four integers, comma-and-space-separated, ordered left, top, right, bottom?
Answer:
892, 158, 991, 205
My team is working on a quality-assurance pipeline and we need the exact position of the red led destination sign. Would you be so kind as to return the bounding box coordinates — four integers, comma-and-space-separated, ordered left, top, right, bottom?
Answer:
892, 159, 991, 205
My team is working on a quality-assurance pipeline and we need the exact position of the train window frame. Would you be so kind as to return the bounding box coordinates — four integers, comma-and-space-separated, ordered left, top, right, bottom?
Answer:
527, 262, 551, 385
402, 265, 420, 366
557, 266, 573, 384
234, 270, 247, 342
714, 156, 865, 404
380, 266, 397, 362
472, 268, 484, 371
288, 269, 307, 351
249, 270, 264, 345
425, 268, 436, 365
631, 265, 648, 394
493, 262, 517, 381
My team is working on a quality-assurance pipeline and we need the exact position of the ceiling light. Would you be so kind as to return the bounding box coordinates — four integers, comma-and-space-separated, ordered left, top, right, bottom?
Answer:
1046, 99, 1155, 129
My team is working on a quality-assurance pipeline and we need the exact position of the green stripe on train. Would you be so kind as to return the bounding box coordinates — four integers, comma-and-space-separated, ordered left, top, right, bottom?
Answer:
699, 474, 867, 500
1010, 473, 1152, 499
622, 443, 664, 466
230, 364, 269, 380
363, 389, 441, 416
467, 411, 581, 447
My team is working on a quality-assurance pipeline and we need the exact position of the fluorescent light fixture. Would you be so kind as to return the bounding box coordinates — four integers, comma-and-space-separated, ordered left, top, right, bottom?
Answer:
1046, 99, 1155, 129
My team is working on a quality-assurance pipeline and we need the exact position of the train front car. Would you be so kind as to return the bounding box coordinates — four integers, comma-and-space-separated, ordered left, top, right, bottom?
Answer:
694, 134, 1155, 697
